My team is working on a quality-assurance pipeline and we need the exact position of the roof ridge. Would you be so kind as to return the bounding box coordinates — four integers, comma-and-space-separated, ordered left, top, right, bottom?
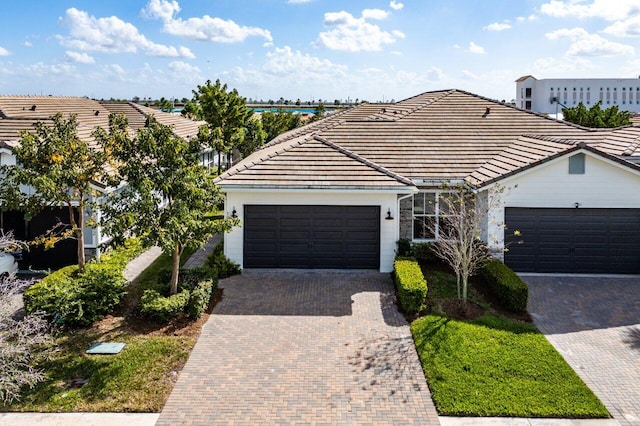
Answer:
622, 137, 640, 156
520, 134, 586, 145
314, 135, 414, 187
351, 90, 456, 122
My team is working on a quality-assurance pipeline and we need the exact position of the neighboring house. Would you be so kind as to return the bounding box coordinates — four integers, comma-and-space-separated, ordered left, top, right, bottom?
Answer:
516, 75, 640, 115
0, 96, 207, 269
215, 89, 640, 274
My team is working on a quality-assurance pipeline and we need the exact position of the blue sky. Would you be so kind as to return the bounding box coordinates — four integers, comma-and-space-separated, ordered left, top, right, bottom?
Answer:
0, 0, 638, 102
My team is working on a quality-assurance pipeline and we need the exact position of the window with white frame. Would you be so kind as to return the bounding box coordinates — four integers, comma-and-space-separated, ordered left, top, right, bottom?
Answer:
412, 192, 455, 241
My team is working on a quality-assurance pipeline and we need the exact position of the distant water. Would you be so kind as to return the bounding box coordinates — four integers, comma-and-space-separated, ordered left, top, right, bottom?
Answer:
251, 108, 332, 114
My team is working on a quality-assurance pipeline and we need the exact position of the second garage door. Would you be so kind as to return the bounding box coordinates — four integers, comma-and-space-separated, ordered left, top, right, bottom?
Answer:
243, 205, 380, 269
504, 207, 640, 274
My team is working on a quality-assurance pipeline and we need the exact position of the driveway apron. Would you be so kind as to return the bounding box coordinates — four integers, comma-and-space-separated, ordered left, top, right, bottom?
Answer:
524, 275, 640, 426
157, 270, 439, 425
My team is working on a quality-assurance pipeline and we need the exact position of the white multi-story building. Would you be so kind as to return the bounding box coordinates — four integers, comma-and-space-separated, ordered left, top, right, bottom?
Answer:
516, 75, 640, 115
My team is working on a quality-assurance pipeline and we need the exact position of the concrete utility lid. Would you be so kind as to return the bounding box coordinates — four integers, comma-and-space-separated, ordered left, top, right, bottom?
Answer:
86, 342, 126, 355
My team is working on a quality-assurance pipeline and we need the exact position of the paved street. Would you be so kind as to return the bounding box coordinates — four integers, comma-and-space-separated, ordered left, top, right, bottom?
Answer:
525, 275, 640, 426
157, 269, 439, 425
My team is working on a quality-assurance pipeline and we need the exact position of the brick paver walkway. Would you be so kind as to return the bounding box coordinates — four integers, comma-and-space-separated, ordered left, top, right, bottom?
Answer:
524, 275, 640, 426
157, 270, 439, 425
182, 234, 222, 270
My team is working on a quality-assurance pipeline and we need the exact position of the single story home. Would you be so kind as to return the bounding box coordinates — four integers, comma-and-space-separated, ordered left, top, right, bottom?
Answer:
0, 96, 208, 269
216, 89, 640, 274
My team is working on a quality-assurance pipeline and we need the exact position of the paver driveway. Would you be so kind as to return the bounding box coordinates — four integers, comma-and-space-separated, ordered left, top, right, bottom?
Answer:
524, 275, 640, 426
157, 270, 439, 425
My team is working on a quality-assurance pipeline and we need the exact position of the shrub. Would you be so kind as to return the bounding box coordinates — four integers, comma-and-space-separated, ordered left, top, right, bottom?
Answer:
24, 262, 126, 326
393, 257, 428, 314
396, 238, 412, 257
186, 279, 216, 319
204, 242, 240, 279
23, 242, 137, 326
412, 242, 440, 264
140, 289, 190, 323
480, 258, 529, 313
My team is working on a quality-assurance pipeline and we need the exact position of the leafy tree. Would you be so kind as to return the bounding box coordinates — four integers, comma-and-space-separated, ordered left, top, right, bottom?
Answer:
158, 97, 173, 113
0, 114, 107, 272
193, 80, 253, 175
311, 102, 326, 122
240, 116, 267, 157
261, 109, 303, 142
0, 232, 53, 404
562, 101, 631, 128
181, 100, 202, 120
95, 114, 237, 294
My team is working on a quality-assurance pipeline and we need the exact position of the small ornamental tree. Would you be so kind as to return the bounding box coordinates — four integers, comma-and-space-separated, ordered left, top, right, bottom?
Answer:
95, 114, 238, 295
0, 232, 54, 404
0, 113, 107, 272
427, 185, 505, 301
261, 109, 303, 142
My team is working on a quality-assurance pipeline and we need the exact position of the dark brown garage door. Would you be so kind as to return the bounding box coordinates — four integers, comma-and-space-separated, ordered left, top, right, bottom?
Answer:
244, 205, 380, 269
504, 208, 640, 274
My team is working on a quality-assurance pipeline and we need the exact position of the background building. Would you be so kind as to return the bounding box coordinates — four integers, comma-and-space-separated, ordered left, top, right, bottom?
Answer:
516, 75, 640, 115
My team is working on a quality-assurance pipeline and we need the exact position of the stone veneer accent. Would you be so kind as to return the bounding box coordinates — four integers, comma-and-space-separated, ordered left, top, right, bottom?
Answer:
399, 197, 413, 240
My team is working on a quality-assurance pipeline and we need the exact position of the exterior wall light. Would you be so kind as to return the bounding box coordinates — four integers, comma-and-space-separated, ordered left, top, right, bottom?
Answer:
231, 207, 237, 218
385, 208, 394, 220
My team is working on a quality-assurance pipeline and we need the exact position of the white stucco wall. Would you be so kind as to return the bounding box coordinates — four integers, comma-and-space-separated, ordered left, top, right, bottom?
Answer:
486, 150, 640, 254
223, 189, 403, 273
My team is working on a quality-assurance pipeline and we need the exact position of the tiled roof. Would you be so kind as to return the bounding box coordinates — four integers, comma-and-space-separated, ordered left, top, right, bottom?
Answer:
217, 89, 637, 189
595, 126, 640, 157
216, 134, 415, 190
0, 97, 204, 144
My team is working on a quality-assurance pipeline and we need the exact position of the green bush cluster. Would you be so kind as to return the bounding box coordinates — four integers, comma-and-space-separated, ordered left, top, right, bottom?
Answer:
23, 240, 143, 327
141, 267, 218, 322
204, 241, 240, 279
396, 239, 441, 265
480, 258, 529, 313
393, 257, 428, 314
140, 289, 190, 323
24, 262, 126, 327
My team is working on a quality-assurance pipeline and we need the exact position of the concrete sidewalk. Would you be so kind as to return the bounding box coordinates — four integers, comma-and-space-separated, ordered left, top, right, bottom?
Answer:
0, 413, 158, 426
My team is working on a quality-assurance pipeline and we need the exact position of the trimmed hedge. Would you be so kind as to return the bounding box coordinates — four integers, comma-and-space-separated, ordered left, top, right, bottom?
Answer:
186, 279, 215, 319
480, 258, 529, 313
393, 257, 428, 314
140, 289, 190, 323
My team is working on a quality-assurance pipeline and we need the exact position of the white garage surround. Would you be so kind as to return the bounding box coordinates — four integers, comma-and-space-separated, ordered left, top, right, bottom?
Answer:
486, 149, 640, 256
223, 190, 405, 273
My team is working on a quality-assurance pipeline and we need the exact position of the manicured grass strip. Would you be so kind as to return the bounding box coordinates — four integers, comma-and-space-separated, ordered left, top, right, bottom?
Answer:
411, 314, 609, 418
8, 334, 194, 412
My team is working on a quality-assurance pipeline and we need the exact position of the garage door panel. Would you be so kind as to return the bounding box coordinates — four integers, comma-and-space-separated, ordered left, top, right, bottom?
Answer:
505, 208, 640, 274
244, 205, 379, 269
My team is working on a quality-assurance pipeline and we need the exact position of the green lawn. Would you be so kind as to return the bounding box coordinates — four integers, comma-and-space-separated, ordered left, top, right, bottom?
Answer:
411, 267, 609, 418
5, 246, 199, 412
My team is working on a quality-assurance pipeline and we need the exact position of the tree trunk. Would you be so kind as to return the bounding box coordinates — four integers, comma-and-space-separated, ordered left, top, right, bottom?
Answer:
169, 242, 181, 295
456, 274, 461, 299
462, 274, 468, 301
217, 152, 222, 176
70, 203, 85, 273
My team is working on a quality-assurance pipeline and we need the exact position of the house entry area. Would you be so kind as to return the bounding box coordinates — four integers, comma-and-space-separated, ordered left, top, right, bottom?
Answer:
243, 205, 380, 269
504, 207, 640, 274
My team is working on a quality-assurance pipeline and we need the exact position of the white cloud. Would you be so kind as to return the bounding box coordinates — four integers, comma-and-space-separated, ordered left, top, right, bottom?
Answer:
362, 9, 389, 20
23, 41, 33, 47
25, 62, 77, 78
288, 0, 314, 3
533, 56, 594, 73
142, 0, 273, 44
546, 27, 635, 56
0, 46, 9, 56
483, 22, 512, 31
461, 70, 478, 80
168, 60, 200, 74
466, 41, 485, 54
389, 1, 404, 11
453, 44, 461, 49
59, 7, 194, 58
603, 15, 640, 37
65, 50, 95, 64
545, 27, 589, 40
540, 0, 640, 21
318, 10, 403, 51
263, 46, 347, 79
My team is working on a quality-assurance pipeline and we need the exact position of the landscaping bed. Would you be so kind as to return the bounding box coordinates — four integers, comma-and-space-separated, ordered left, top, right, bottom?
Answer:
405, 259, 609, 419
4, 246, 226, 412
